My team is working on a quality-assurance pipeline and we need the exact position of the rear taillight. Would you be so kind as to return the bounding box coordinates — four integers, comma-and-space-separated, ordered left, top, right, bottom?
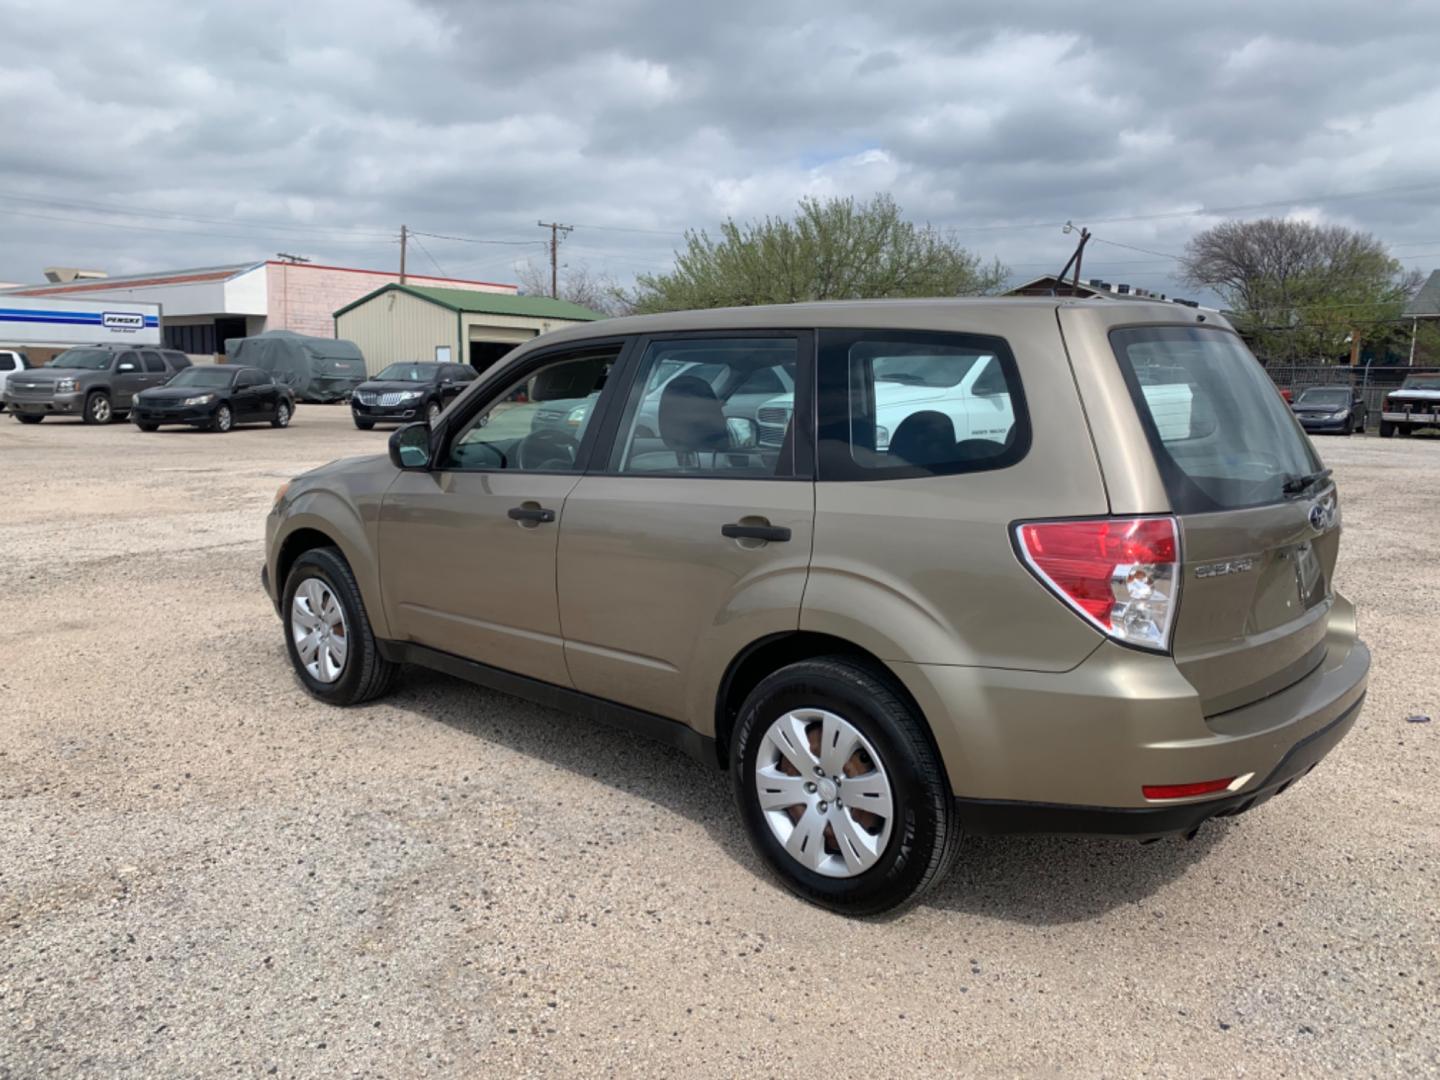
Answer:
1015, 517, 1180, 652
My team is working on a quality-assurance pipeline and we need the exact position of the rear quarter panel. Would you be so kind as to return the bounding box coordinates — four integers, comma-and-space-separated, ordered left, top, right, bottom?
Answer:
802, 305, 1110, 672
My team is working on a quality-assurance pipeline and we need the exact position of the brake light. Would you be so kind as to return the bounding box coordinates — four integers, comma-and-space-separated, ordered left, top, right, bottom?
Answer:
1015, 517, 1179, 652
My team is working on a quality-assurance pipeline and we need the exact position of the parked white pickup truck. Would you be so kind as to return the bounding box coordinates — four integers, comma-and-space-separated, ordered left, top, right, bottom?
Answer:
0, 348, 30, 412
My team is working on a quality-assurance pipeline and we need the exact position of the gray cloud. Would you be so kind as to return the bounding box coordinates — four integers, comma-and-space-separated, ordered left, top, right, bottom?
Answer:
1, 0, 1437, 298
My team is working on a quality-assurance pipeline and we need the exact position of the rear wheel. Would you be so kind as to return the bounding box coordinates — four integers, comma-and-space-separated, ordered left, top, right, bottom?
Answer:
1380, 419, 1394, 438
210, 404, 233, 433
272, 401, 292, 428
731, 657, 961, 915
136, 422, 159, 432
83, 391, 113, 425
282, 547, 397, 706
15, 413, 43, 424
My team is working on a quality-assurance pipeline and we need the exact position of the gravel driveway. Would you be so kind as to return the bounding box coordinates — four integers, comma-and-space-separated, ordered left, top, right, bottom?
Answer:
1, 411, 1436, 1078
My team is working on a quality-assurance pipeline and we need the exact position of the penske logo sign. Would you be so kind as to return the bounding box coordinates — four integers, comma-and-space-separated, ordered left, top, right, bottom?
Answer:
102, 312, 146, 331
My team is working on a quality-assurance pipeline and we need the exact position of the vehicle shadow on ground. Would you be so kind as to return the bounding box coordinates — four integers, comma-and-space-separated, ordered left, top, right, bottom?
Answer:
395, 667, 1228, 927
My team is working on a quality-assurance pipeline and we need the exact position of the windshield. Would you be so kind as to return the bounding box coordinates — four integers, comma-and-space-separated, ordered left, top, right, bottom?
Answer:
1297, 388, 1350, 406
47, 348, 114, 370
1111, 326, 1321, 513
375, 363, 439, 382
168, 367, 237, 388
1401, 376, 1440, 391
872, 353, 983, 388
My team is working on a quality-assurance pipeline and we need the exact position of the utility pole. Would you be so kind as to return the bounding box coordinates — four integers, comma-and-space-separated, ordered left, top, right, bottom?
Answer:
537, 220, 573, 298
399, 225, 408, 284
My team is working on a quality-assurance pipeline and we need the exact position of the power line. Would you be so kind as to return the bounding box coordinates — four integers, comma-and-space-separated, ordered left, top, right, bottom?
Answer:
1091, 237, 1183, 260
408, 229, 542, 247
409, 233, 449, 279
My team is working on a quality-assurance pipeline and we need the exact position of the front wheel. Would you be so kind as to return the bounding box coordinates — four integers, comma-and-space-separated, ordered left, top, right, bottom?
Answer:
210, 404, 233, 433
83, 392, 113, 425
271, 401, 292, 428
15, 413, 43, 424
354, 417, 374, 430
426, 400, 442, 423
731, 657, 961, 915
282, 547, 397, 705
136, 422, 159, 432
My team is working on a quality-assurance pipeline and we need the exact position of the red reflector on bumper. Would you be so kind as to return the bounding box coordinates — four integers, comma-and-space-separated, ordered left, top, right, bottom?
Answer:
1142, 778, 1236, 800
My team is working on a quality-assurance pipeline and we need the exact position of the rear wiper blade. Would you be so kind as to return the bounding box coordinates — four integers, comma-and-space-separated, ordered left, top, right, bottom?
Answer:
1282, 468, 1333, 495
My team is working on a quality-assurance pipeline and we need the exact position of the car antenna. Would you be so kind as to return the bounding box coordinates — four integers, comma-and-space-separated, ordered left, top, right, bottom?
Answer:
1054, 222, 1091, 297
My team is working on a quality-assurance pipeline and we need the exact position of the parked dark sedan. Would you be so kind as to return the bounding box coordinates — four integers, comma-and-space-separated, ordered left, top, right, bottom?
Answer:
351, 362, 477, 429
131, 365, 295, 433
1291, 386, 1367, 435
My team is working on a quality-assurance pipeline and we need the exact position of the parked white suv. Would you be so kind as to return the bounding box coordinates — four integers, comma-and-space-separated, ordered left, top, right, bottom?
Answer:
0, 349, 29, 412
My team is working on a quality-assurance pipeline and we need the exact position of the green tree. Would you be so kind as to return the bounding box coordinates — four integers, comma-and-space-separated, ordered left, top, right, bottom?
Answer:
1180, 218, 1420, 363
626, 194, 1007, 313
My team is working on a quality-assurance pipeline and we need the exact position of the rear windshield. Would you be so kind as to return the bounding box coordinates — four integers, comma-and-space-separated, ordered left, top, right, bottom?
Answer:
1110, 326, 1320, 513
1401, 376, 1440, 391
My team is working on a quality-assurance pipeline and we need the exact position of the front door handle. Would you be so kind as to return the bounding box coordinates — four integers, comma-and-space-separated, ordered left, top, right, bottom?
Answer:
722, 523, 791, 542
508, 505, 556, 524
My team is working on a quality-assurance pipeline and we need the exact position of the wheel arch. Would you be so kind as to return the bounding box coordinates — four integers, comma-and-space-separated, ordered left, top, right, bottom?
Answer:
271, 496, 392, 639
712, 631, 937, 773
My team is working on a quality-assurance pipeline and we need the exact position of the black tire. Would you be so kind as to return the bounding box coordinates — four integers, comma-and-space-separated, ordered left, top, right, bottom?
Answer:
281, 546, 397, 706
1380, 420, 1394, 438
16, 413, 43, 424
210, 403, 233, 433
272, 400, 292, 428
82, 391, 113, 425
730, 656, 961, 915
136, 422, 159, 432
354, 418, 375, 430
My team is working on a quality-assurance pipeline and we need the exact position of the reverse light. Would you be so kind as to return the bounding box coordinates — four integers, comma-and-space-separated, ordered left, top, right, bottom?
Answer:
1016, 517, 1180, 652
1142, 777, 1237, 801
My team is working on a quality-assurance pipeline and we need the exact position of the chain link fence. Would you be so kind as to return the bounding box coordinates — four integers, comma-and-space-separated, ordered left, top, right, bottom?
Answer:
1263, 364, 1440, 432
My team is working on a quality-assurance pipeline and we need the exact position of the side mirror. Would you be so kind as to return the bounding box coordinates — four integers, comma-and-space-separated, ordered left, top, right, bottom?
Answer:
118, 362, 137, 373
727, 416, 759, 449
389, 422, 432, 470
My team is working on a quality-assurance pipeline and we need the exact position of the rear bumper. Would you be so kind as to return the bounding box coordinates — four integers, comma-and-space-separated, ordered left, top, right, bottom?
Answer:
958, 692, 1363, 838
892, 593, 1369, 835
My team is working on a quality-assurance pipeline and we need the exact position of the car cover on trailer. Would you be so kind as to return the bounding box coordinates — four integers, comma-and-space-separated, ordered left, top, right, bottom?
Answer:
224, 331, 367, 403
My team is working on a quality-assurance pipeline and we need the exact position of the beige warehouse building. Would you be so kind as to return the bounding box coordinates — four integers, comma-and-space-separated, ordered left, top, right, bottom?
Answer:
334, 283, 603, 375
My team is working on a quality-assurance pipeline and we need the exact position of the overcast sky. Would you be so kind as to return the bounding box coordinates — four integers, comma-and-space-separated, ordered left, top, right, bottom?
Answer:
2, 0, 1438, 300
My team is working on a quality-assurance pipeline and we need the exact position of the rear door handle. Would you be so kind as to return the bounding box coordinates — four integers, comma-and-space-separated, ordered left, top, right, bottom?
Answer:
508, 505, 556, 523
722, 523, 791, 542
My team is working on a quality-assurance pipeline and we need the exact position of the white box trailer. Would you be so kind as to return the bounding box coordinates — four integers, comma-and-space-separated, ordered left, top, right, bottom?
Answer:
0, 295, 162, 349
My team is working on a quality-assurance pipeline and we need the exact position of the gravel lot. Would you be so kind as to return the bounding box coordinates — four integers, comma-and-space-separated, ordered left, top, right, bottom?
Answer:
1, 409, 1436, 1078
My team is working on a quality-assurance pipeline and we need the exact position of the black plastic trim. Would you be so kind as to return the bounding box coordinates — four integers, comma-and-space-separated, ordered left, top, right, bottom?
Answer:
955, 693, 1364, 839
375, 639, 716, 765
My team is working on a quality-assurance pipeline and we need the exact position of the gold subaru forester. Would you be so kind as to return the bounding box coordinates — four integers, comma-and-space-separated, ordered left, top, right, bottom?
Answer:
263, 299, 1369, 914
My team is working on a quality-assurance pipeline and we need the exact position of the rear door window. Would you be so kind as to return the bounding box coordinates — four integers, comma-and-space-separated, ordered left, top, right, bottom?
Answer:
816, 330, 1029, 480
1110, 326, 1321, 512
141, 351, 166, 373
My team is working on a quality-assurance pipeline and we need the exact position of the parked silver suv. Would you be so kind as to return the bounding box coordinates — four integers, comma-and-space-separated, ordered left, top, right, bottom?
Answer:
6, 345, 191, 424
263, 299, 1369, 914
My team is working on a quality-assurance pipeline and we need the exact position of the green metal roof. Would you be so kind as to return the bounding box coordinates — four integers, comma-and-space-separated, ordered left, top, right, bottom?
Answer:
334, 283, 604, 321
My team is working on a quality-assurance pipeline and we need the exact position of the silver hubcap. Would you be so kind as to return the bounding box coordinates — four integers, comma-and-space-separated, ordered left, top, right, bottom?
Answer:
277, 404, 289, 425
92, 397, 110, 422
217, 407, 231, 431
290, 577, 348, 683
755, 708, 895, 878
428, 402, 440, 420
